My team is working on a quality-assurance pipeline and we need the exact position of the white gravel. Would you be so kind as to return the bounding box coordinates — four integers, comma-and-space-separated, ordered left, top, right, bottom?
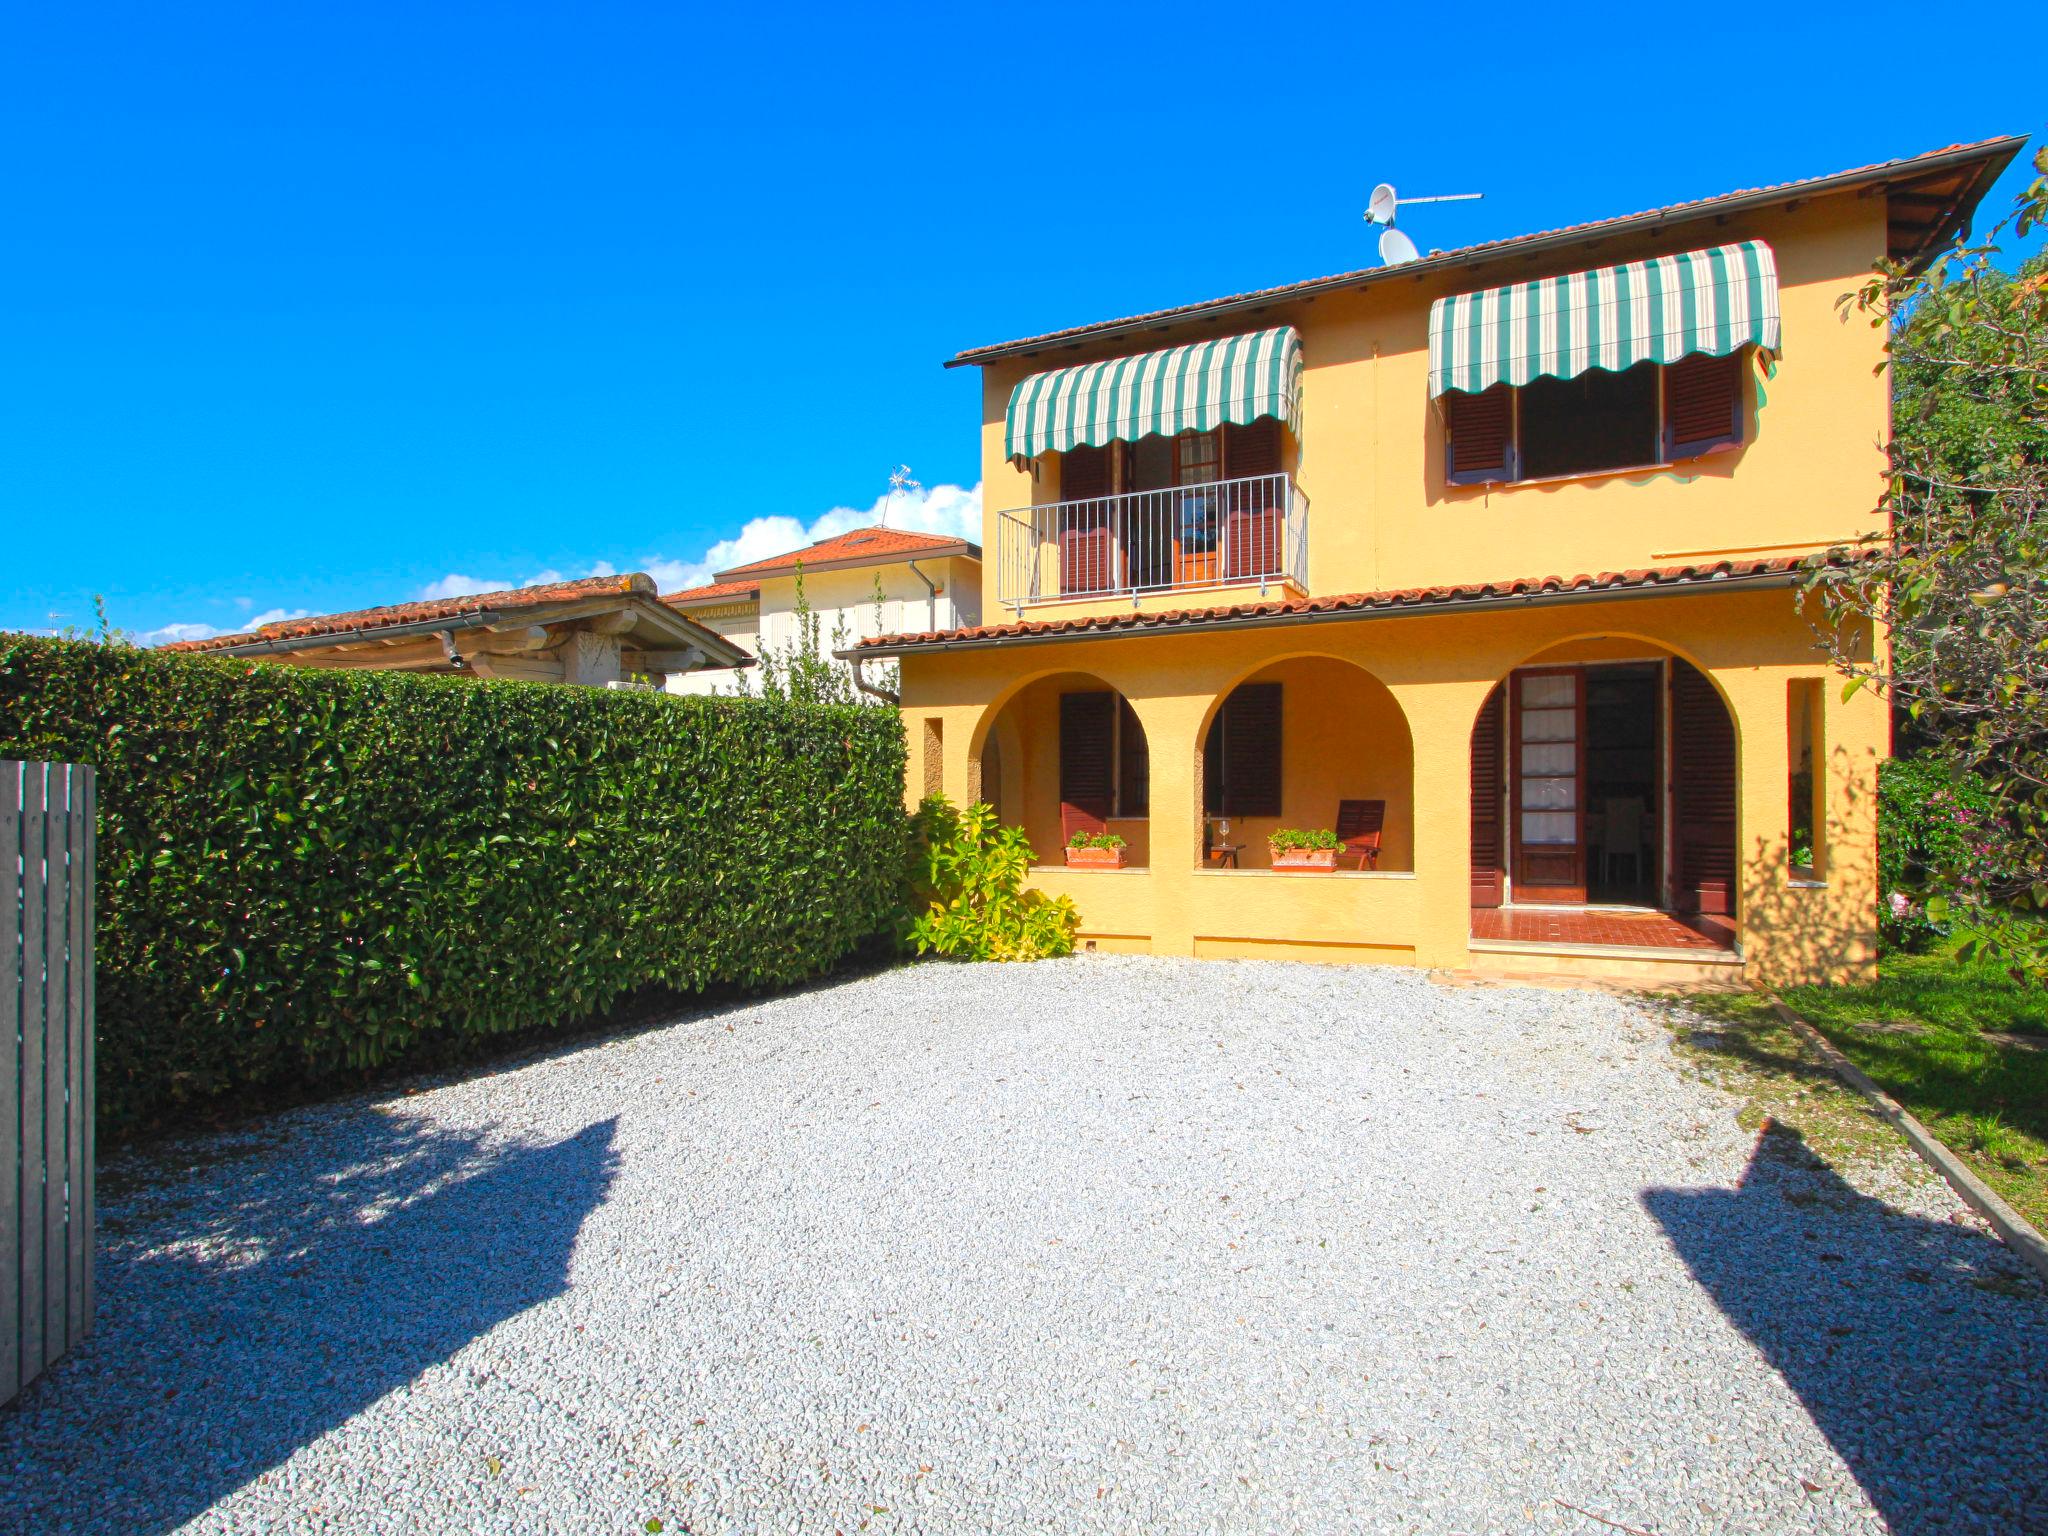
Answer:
4, 955, 2044, 1535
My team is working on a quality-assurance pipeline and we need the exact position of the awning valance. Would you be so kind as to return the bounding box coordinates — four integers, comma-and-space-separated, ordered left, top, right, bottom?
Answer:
1004, 326, 1303, 461
1428, 241, 1779, 398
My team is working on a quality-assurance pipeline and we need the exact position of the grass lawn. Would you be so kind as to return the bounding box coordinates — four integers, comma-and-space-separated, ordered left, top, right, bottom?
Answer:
1778, 949, 2048, 1232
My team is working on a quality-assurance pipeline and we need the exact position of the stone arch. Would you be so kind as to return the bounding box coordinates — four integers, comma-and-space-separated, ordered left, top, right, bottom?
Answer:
1191, 651, 1417, 872
972, 667, 1154, 867
1471, 628, 1741, 918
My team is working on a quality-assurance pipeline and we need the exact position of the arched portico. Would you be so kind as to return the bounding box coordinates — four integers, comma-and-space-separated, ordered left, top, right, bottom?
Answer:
1467, 632, 1742, 953
1190, 653, 1416, 871
972, 669, 1154, 867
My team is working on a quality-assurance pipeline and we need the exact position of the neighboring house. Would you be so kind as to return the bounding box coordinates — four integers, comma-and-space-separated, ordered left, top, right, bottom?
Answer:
662, 525, 980, 696
847, 136, 2027, 987
162, 572, 750, 687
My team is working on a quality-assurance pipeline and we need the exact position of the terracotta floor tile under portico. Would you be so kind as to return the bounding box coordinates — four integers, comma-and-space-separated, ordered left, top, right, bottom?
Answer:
1471, 907, 1736, 952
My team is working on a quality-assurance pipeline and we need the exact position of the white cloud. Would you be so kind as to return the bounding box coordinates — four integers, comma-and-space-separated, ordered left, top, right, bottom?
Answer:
418, 573, 509, 600
138, 606, 312, 648
246, 607, 311, 628
413, 479, 983, 600
643, 480, 983, 593
140, 621, 225, 646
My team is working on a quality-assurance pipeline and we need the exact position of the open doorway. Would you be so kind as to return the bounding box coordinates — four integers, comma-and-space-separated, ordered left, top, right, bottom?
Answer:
1501, 661, 1666, 906
1584, 664, 1661, 904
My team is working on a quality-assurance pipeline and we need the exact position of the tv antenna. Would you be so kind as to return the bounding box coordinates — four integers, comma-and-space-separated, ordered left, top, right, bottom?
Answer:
1365, 182, 1482, 265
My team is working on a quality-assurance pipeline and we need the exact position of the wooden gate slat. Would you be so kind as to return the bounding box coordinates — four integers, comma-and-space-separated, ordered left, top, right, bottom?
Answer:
62, 768, 87, 1356
76, 767, 95, 1337
1, 762, 21, 1403
43, 768, 69, 1369
17, 763, 46, 1377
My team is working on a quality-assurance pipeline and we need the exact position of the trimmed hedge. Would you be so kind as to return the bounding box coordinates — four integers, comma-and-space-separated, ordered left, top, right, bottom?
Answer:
0, 637, 907, 1128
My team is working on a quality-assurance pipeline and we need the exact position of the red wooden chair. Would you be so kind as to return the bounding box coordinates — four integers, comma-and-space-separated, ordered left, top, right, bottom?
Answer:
1336, 799, 1385, 870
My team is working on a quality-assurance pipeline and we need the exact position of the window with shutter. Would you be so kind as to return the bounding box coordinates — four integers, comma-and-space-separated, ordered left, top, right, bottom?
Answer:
1445, 350, 1751, 486
1664, 352, 1744, 459
1059, 690, 1115, 842
1445, 385, 1514, 483
1116, 697, 1150, 817
1203, 682, 1282, 818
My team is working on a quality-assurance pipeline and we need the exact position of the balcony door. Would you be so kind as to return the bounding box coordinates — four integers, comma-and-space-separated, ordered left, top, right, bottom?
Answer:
1512, 668, 1585, 902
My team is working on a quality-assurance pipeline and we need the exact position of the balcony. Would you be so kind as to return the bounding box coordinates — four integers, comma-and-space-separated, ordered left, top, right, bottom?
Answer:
994, 472, 1308, 611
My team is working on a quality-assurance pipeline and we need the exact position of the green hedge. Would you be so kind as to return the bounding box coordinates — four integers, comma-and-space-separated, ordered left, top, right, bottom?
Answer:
0, 637, 907, 1128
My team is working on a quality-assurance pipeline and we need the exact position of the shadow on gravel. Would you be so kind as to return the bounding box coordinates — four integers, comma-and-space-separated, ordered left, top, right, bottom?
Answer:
1645, 1122, 2048, 1534
0, 1111, 620, 1534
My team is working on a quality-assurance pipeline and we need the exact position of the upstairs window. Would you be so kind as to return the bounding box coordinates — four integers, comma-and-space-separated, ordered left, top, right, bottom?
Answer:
1445, 352, 1746, 486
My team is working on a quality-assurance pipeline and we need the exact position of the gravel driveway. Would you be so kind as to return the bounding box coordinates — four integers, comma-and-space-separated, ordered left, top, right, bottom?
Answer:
4, 956, 2045, 1535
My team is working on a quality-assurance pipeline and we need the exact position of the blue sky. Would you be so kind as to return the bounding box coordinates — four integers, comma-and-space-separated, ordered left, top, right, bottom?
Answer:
4, 4, 2041, 643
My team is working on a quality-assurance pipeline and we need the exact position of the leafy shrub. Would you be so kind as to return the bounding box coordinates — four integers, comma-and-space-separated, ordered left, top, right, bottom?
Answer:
0, 636, 908, 1128
907, 796, 1078, 961
1267, 827, 1340, 852
1878, 756, 2006, 950
1065, 829, 1126, 851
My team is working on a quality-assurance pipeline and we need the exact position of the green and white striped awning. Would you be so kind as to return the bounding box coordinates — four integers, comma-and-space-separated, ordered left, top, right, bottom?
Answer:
1428, 241, 1779, 398
1004, 326, 1303, 462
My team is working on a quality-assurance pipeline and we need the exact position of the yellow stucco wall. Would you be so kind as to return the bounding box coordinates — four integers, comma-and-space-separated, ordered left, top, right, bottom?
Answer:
972, 194, 1890, 621
899, 586, 1884, 986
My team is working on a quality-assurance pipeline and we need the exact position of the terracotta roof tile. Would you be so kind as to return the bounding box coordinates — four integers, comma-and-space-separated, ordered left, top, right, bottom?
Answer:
160, 572, 658, 653
847, 555, 1846, 655
714, 525, 978, 581
949, 137, 2025, 367
662, 579, 760, 607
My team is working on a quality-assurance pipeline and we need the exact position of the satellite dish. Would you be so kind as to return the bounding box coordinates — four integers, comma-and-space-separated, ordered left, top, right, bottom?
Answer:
1379, 227, 1420, 266
1367, 183, 1398, 225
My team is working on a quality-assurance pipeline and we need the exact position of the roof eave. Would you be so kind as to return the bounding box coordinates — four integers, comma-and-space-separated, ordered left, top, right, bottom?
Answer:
200, 596, 751, 670
837, 565, 1807, 659
945, 136, 2028, 370
712, 541, 982, 584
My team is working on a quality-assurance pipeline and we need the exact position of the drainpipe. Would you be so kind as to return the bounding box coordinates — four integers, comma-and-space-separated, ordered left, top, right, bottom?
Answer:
850, 654, 900, 706
906, 559, 939, 632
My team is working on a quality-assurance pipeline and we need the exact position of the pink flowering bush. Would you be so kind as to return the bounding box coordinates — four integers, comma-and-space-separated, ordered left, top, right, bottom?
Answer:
1878, 758, 2009, 949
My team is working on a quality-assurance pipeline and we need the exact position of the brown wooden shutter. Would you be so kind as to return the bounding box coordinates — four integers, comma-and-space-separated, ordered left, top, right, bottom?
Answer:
1059, 690, 1114, 841
1061, 443, 1113, 500
1470, 684, 1506, 908
1203, 682, 1281, 818
1057, 444, 1120, 595
1222, 417, 1281, 478
1670, 659, 1737, 914
1116, 696, 1149, 817
1445, 385, 1513, 483
1664, 352, 1743, 459
1221, 418, 1285, 580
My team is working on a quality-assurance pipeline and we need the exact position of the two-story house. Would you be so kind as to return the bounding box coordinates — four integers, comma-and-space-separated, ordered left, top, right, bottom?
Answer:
846, 136, 2027, 986
663, 525, 981, 695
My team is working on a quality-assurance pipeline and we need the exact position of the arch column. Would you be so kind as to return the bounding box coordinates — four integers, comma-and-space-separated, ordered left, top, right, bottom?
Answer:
1390, 677, 1498, 970
1124, 691, 1208, 957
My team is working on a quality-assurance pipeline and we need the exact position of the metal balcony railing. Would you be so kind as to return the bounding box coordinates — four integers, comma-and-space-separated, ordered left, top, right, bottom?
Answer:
994, 472, 1309, 611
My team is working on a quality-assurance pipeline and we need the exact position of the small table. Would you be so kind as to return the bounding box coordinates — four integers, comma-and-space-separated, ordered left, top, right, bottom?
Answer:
1206, 843, 1243, 869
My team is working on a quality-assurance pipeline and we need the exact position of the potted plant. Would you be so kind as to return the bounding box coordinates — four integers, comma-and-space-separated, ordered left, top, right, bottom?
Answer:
1268, 827, 1340, 871
1064, 829, 1129, 869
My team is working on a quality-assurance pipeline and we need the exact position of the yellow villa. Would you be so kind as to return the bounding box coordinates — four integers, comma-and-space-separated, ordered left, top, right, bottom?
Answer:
847, 137, 2026, 987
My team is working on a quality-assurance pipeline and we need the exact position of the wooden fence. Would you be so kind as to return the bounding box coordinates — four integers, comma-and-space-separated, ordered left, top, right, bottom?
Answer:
3, 760, 94, 1405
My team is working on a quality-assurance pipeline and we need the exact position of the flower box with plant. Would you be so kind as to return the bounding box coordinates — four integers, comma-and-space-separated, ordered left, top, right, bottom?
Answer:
1064, 829, 1129, 869
1268, 828, 1340, 871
